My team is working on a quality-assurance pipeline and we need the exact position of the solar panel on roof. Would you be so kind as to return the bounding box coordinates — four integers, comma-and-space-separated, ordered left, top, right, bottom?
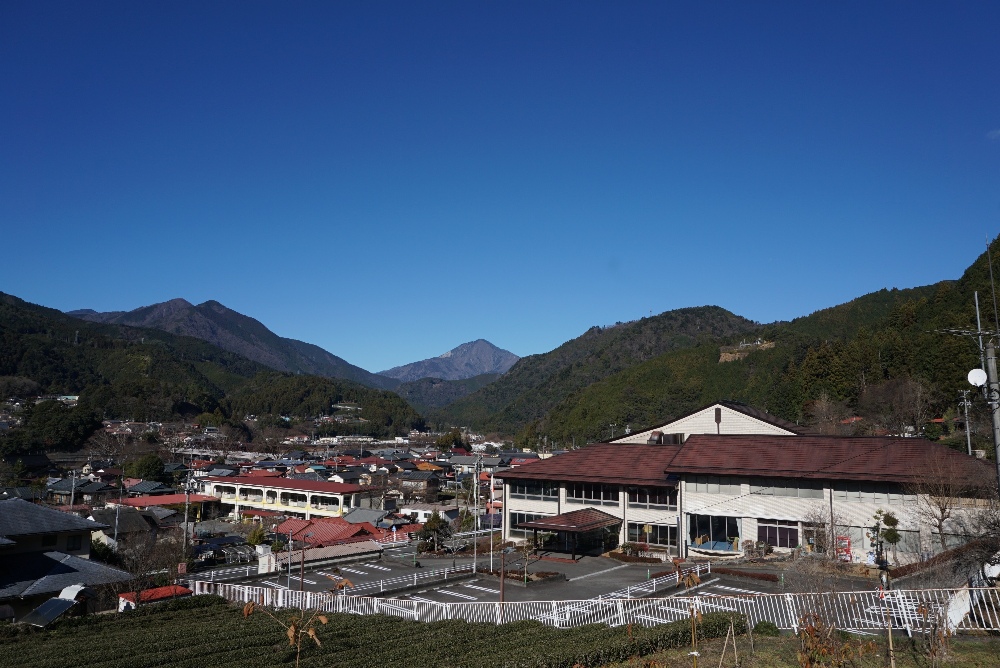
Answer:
20, 597, 77, 627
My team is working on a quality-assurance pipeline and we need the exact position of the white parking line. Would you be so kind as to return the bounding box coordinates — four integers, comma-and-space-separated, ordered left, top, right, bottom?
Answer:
365, 564, 391, 571
438, 589, 477, 600
263, 581, 286, 589
408, 596, 437, 604
567, 564, 629, 581
714, 584, 766, 595
338, 567, 368, 575
464, 583, 500, 594
290, 576, 318, 585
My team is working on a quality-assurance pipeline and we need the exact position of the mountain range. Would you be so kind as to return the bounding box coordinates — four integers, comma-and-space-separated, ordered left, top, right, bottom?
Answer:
12, 240, 998, 450
67, 300, 517, 394
378, 340, 518, 382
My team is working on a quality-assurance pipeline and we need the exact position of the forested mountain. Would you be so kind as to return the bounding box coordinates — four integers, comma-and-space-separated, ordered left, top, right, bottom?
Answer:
394, 373, 499, 416
432, 306, 759, 435
0, 293, 422, 456
378, 339, 519, 382
68, 299, 398, 390
516, 251, 995, 447
432, 241, 1000, 445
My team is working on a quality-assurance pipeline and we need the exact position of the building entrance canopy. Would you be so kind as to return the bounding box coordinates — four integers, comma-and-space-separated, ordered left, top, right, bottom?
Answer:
516, 509, 622, 559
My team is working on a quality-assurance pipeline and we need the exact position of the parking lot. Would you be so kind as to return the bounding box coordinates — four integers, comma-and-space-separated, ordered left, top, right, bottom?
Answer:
199, 550, 800, 606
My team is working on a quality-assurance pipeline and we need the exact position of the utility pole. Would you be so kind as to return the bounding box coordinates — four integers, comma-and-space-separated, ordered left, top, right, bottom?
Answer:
182, 472, 193, 564
959, 390, 974, 456
985, 342, 1000, 493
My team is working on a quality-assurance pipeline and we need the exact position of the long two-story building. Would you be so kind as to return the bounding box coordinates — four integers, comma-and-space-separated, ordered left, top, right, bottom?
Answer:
502, 433, 992, 564
200, 476, 364, 520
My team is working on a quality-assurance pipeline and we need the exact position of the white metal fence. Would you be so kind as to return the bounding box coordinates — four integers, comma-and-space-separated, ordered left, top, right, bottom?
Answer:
186, 574, 1000, 635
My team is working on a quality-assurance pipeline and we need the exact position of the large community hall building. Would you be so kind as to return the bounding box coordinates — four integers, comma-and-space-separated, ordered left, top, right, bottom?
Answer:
500, 402, 992, 564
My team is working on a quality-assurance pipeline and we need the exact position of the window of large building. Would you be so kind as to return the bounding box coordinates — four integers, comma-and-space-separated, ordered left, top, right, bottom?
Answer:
66, 535, 82, 551
749, 477, 824, 499
687, 476, 743, 495
757, 519, 798, 548
628, 522, 677, 550
509, 480, 559, 500
688, 514, 740, 547
566, 483, 619, 506
508, 512, 550, 537
627, 486, 677, 509
832, 482, 916, 505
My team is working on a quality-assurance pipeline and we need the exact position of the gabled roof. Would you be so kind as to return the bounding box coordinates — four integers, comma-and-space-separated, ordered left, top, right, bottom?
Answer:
48, 478, 99, 494
0, 499, 108, 537
0, 487, 45, 501
0, 551, 131, 600
342, 508, 389, 525
400, 471, 439, 481
89, 508, 155, 535
611, 400, 804, 443
502, 444, 680, 487
126, 480, 172, 494
120, 494, 216, 507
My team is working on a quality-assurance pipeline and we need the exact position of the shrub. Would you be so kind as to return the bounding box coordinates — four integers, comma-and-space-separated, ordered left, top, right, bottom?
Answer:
753, 620, 781, 636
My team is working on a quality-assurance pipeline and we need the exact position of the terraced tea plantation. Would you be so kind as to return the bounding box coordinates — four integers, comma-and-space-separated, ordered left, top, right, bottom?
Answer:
0, 596, 742, 668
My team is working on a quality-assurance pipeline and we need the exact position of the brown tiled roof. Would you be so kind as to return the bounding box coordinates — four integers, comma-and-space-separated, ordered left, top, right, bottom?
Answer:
499, 444, 680, 486
671, 434, 993, 483
516, 508, 621, 533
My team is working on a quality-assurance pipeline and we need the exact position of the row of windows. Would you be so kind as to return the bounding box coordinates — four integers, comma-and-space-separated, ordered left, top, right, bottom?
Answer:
509, 480, 559, 500
627, 486, 677, 508
832, 483, 917, 505
627, 522, 677, 548
509, 482, 675, 507
509, 512, 550, 537
566, 483, 619, 505
750, 478, 824, 499
687, 476, 742, 495
509, 479, 945, 506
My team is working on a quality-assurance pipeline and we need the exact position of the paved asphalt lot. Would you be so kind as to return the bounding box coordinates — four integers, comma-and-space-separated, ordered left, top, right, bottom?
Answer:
196, 551, 804, 605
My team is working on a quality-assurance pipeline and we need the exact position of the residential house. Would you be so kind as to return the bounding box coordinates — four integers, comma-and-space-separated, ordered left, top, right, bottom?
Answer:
89, 507, 158, 548
47, 478, 117, 507
0, 498, 131, 619
397, 471, 440, 502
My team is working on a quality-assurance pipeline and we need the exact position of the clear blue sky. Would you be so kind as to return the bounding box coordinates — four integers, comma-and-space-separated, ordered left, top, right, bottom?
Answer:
3, 2, 999, 372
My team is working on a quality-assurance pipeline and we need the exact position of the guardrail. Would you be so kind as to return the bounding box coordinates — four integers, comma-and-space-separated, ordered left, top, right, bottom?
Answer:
184, 577, 1000, 634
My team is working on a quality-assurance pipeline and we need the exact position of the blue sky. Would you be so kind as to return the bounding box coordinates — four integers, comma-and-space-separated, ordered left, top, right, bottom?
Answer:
3, 2, 999, 372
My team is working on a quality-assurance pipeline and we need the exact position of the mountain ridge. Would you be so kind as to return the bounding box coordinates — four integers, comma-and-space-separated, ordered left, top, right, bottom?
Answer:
378, 339, 519, 382
67, 300, 399, 391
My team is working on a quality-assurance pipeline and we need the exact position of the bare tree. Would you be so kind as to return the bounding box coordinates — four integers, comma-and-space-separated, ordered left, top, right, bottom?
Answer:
805, 392, 849, 436
906, 451, 993, 553
858, 377, 935, 436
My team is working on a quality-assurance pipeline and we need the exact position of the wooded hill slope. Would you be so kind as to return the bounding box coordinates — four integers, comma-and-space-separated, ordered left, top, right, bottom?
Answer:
436, 242, 1000, 446
0, 294, 423, 456
431, 306, 759, 435
68, 298, 399, 390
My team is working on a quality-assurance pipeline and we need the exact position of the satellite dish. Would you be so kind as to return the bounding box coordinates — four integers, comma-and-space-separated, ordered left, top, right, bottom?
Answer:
968, 368, 988, 387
